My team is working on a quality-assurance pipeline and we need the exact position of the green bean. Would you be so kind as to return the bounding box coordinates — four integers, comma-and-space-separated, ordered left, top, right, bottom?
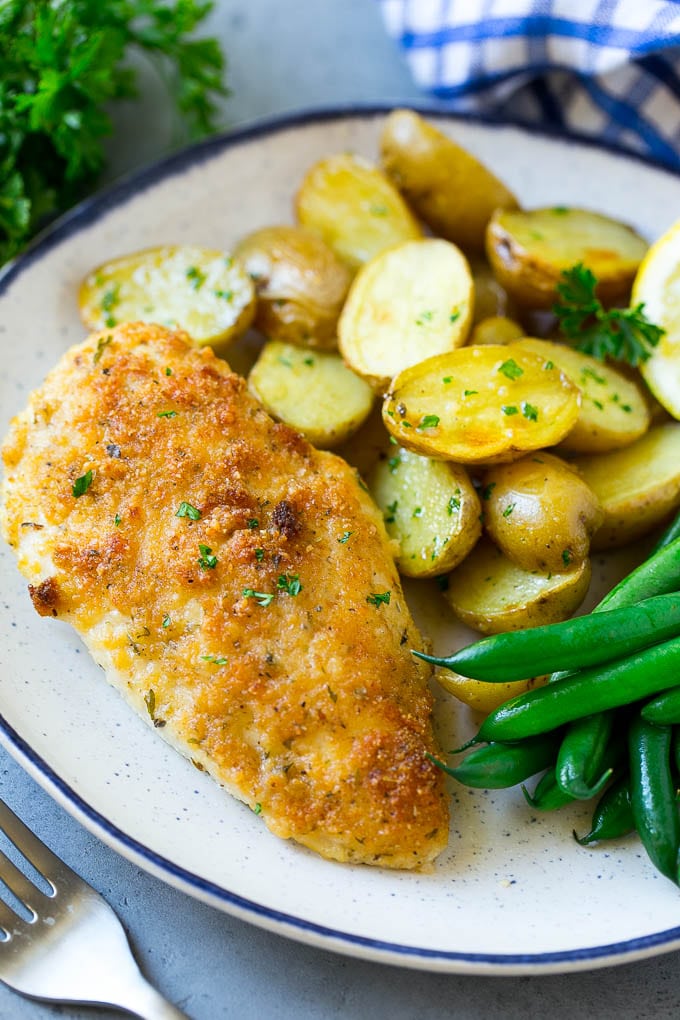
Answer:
574, 773, 634, 846
642, 688, 680, 726
556, 712, 617, 800
598, 535, 680, 611
628, 715, 680, 883
652, 508, 680, 554
415, 593, 680, 682
522, 767, 576, 812
430, 734, 557, 789
476, 635, 680, 744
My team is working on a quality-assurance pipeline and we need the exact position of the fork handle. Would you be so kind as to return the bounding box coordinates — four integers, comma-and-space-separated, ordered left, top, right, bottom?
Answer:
113, 970, 190, 1020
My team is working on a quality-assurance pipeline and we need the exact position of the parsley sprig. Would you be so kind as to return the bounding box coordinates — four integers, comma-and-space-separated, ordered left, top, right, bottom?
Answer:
0, 1, 228, 263
553, 263, 664, 366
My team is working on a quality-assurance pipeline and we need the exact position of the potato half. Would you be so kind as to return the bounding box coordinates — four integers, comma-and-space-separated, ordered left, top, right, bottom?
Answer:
248, 341, 374, 448
295, 153, 422, 270
444, 539, 591, 634
514, 338, 650, 453
481, 452, 603, 572
338, 238, 473, 392
486, 207, 648, 308
382, 344, 581, 465
79, 246, 255, 348
470, 316, 525, 346
380, 109, 519, 252
368, 447, 481, 577
233, 225, 351, 348
573, 422, 680, 549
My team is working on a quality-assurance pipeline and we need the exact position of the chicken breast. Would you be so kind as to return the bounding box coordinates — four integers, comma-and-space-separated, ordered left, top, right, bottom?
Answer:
1, 322, 448, 868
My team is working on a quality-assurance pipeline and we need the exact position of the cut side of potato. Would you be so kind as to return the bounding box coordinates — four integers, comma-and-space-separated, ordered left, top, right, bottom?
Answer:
515, 338, 650, 453
572, 422, 680, 549
338, 238, 473, 392
368, 447, 481, 577
436, 670, 548, 715
79, 246, 256, 348
486, 207, 648, 308
382, 344, 581, 465
233, 225, 351, 348
295, 153, 422, 271
380, 109, 519, 253
632, 216, 680, 420
248, 340, 374, 448
443, 538, 591, 634
482, 452, 603, 573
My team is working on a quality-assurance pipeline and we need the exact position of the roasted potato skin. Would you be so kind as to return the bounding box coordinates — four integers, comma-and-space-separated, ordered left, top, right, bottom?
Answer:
295, 153, 422, 270
233, 226, 351, 348
482, 452, 603, 573
443, 538, 591, 635
470, 316, 524, 346
380, 109, 519, 253
486, 207, 648, 309
436, 671, 548, 715
573, 422, 680, 549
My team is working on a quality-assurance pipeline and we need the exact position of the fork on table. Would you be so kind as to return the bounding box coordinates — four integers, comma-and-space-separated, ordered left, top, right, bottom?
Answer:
0, 798, 189, 1018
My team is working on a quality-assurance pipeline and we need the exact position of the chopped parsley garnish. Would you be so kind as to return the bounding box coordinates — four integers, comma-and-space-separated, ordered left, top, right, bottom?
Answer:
214, 289, 233, 301
165, 366, 172, 376
253, 802, 263, 815
114, 513, 121, 526
255, 548, 264, 562
186, 265, 206, 290
176, 501, 201, 520
242, 588, 274, 607
554, 263, 664, 366
157, 409, 178, 418
277, 573, 302, 596
201, 654, 227, 665
338, 531, 353, 544
72, 469, 93, 498
303, 356, 315, 366
388, 455, 401, 474
144, 689, 156, 721
449, 309, 461, 323
522, 401, 539, 421
415, 310, 434, 326
464, 389, 478, 396
93, 334, 112, 364
502, 405, 519, 416
247, 518, 259, 530
442, 376, 453, 384
162, 613, 171, 628
503, 503, 516, 518
384, 500, 398, 524
581, 365, 606, 384
543, 360, 555, 370
412, 507, 423, 518
447, 496, 460, 514
198, 544, 218, 570
366, 591, 391, 607
562, 548, 572, 566
417, 414, 440, 430
101, 285, 119, 327
498, 358, 524, 380
481, 482, 496, 500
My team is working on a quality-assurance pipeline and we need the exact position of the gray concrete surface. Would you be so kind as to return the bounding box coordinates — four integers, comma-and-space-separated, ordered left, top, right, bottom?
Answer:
2, 0, 680, 1016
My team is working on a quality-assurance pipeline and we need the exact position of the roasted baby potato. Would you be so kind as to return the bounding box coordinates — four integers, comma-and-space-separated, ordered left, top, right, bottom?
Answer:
338, 238, 473, 392
380, 108, 519, 253
233, 225, 351, 348
79, 246, 255, 348
248, 341, 374, 448
435, 670, 547, 715
295, 153, 422, 270
514, 338, 650, 452
368, 447, 481, 577
382, 344, 581, 465
573, 422, 680, 549
444, 538, 591, 634
470, 316, 525, 346
486, 207, 648, 308
470, 259, 517, 323
481, 452, 603, 573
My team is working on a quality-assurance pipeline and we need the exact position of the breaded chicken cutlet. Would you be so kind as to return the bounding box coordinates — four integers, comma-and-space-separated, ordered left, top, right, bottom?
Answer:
1, 322, 448, 868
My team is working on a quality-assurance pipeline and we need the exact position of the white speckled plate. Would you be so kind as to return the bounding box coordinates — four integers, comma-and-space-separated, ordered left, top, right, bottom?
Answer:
2, 107, 680, 976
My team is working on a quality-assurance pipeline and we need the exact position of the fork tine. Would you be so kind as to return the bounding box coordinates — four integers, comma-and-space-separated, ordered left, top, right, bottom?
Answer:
0, 845, 53, 915
0, 897, 22, 935
0, 800, 70, 882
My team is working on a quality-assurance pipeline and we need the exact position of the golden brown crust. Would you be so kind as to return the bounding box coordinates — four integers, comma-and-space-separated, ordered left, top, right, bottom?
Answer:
1, 322, 448, 868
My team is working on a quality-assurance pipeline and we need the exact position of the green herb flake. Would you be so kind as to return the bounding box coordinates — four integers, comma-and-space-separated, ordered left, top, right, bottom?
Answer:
621, 403, 633, 413
562, 548, 572, 566
415, 310, 434, 326
581, 366, 606, 384
144, 689, 156, 720
157, 409, 178, 418
498, 358, 524, 380
503, 503, 516, 518
388, 455, 401, 474
366, 591, 391, 607
338, 531, 353, 544
277, 573, 302, 596
72, 469, 93, 498
198, 544, 218, 570
447, 496, 460, 515
417, 414, 440, 431
464, 389, 478, 396
543, 361, 555, 370
201, 654, 227, 665
481, 482, 496, 500
384, 500, 399, 524
449, 309, 461, 323
442, 376, 453, 384
303, 356, 315, 366
176, 501, 201, 520
213, 289, 233, 301
254, 548, 265, 562
93, 334, 112, 364
522, 401, 539, 421
278, 356, 293, 367
186, 265, 206, 290
114, 513, 121, 527
242, 588, 274, 607
253, 802, 263, 815
592, 399, 604, 410
162, 613, 171, 628
412, 507, 423, 519
165, 367, 172, 376
247, 518, 260, 530
502, 405, 519, 416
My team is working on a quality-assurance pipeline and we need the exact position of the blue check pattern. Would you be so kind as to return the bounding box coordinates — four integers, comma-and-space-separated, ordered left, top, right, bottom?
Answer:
378, 0, 680, 169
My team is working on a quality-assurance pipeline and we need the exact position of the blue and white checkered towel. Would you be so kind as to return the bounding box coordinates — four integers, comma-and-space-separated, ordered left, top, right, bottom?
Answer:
378, 0, 680, 169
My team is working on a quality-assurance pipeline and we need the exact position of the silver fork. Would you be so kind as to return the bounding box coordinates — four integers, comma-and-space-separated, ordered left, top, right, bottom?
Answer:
0, 798, 189, 1018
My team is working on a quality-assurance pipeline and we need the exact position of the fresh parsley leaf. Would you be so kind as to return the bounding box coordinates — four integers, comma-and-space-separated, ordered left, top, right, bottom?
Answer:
498, 358, 523, 380
198, 543, 217, 569
277, 573, 302, 596
72, 469, 93, 497
554, 263, 664, 366
242, 588, 274, 607
366, 591, 391, 607
176, 501, 201, 520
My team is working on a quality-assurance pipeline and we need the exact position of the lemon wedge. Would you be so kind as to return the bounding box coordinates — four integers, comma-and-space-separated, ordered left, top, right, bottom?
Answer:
632, 218, 680, 419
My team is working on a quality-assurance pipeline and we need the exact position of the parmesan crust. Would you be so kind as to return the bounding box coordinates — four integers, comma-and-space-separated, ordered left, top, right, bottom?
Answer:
1, 323, 448, 868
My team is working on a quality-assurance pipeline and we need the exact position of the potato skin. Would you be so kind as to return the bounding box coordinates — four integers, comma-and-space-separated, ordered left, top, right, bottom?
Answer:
380, 109, 518, 252
482, 452, 603, 573
233, 226, 351, 348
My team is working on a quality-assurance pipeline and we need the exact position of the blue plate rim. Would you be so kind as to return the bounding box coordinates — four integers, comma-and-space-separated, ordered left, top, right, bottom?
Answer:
2, 102, 680, 973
